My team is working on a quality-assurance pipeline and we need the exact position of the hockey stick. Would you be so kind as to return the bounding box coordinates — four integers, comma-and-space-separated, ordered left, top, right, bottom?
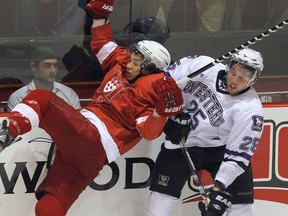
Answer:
177, 18, 288, 85
179, 137, 210, 206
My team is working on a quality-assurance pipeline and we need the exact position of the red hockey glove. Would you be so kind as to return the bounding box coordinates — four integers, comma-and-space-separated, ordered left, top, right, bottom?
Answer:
153, 76, 184, 117
86, 0, 114, 19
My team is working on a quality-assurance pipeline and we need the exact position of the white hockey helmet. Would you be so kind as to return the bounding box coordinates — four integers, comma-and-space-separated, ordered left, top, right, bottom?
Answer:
230, 48, 264, 86
132, 40, 171, 70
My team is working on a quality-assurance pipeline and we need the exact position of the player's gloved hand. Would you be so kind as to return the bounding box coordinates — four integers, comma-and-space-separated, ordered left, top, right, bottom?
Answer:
198, 187, 232, 216
85, 0, 114, 19
164, 112, 192, 144
153, 76, 184, 117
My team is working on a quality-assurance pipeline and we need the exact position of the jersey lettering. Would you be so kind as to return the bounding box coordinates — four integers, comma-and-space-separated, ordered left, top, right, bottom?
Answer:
102, 4, 113, 12
184, 80, 225, 127
187, 100, 207, 130
164, 106, 184, 113
239, 136, 260, 153
215, 195, 232, 206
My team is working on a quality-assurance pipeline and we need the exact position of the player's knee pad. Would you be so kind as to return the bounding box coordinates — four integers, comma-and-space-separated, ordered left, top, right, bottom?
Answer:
226, 203, 255, 216
146, 191, 178, 216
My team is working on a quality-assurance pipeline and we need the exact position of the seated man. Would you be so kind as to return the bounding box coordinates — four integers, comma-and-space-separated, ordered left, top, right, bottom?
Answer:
7, 46, 81, 110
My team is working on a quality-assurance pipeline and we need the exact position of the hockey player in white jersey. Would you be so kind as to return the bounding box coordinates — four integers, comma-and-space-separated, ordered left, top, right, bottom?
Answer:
146, 48, 264, 216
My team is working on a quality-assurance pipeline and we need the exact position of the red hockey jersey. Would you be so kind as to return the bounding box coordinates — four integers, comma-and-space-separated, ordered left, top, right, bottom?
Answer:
84, 22, 169, 161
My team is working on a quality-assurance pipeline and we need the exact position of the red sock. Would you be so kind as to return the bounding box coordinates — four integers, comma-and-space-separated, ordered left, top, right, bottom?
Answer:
8, 111, 32, 138
35, 194, 66, 216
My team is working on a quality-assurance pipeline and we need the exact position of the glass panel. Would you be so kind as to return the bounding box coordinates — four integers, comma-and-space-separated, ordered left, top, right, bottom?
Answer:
0, 0, 287, 106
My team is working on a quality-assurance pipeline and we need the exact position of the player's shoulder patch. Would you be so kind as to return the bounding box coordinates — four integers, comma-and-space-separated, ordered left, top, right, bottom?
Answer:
251, 115, 264, 132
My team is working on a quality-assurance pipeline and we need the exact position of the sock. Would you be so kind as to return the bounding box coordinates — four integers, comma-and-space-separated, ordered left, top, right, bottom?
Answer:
146, 191, 179, 216
8, 111, 32, 138
35, 194, 66, 216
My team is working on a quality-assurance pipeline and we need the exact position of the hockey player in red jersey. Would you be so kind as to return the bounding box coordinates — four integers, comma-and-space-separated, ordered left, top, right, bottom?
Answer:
0, 1, 184, 215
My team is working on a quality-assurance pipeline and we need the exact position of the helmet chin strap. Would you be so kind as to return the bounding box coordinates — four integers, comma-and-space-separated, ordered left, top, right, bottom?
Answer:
246, 70, 258, 87
141, 62, 163, 74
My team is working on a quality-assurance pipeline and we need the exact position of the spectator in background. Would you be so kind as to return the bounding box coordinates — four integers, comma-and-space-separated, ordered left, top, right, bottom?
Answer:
267, 0, 288, 26
16, 0, 85, 37
0, 1, 16, 37
62, 0, 104, 82
61, 45, 105, 82
195, 0, 226, 31
224, 0, 248, 30
166, 0, 248, 32
121, 16, 170, 45
167, 0, 198, 32
7, 46, 81, 111
195, 0, 248, 32
60, 0, 105, 82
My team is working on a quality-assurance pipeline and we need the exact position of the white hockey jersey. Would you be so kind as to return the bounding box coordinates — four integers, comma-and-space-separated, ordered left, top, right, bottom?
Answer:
165, 55, 264, 173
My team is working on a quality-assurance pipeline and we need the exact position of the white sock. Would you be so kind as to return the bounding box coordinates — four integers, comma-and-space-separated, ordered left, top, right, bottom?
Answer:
226, 204, 255, 216
146, 191, 179, 216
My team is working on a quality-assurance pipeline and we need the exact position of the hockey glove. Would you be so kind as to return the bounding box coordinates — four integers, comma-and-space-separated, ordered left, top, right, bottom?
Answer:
164, 112, 192, 144
198, 187, 232, 216
85, 0, 114, 19
153, 76, 184, 117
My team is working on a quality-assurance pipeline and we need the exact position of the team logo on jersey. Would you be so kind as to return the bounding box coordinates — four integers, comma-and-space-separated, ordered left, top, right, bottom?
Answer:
158, 174, 170, 186
251, 115, 264, 132
103, 78, 122, 92
98, 70, 131, 103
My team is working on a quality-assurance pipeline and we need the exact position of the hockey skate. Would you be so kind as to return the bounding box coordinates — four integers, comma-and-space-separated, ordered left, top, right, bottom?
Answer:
0, 119, 13, 152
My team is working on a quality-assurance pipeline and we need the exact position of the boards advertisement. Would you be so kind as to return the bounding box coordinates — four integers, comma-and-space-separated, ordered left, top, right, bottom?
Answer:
0, 103, 287, 215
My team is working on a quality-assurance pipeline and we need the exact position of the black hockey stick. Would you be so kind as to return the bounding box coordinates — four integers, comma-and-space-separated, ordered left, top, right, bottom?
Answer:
179, 137, 210, 206
177, 18, 288, 85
